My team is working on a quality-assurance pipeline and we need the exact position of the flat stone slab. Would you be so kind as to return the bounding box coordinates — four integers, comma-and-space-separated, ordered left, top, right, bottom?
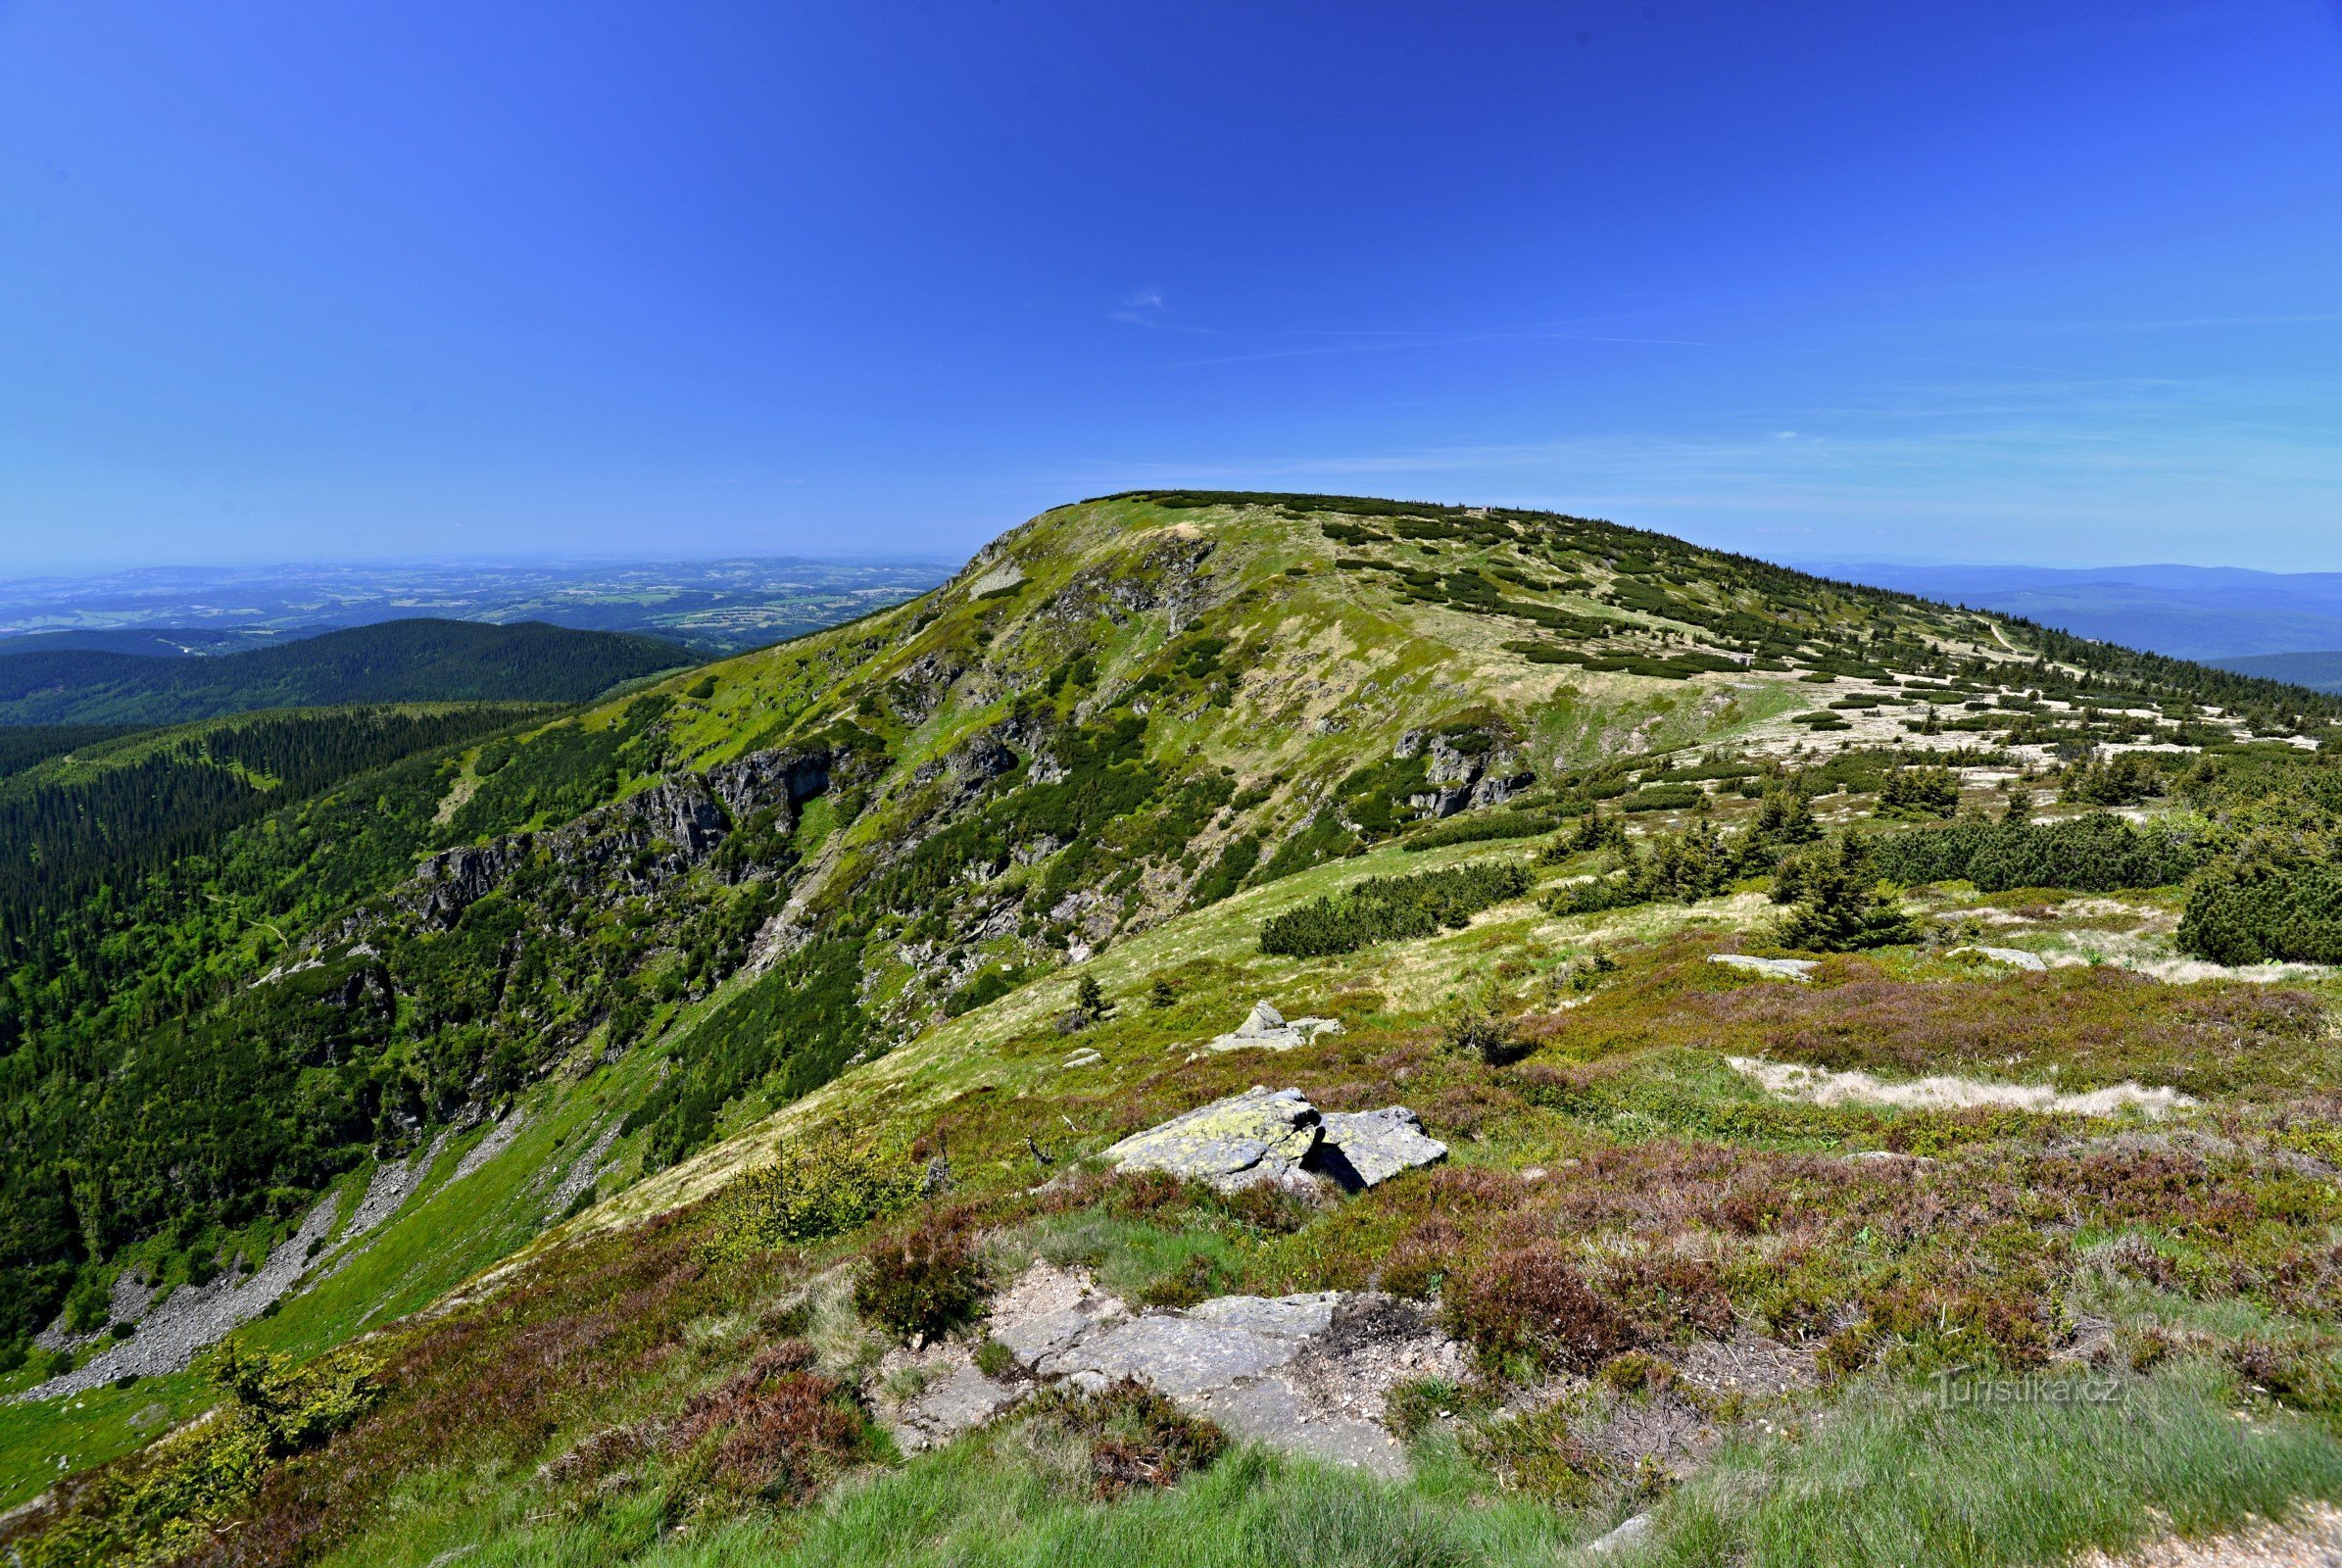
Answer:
896, 1363, 1021, 1450
1205, 1000, 1344, 1054
982, 1266, 1467, 1479
1950, 945, 2049, 972
1193, 1374, 1409, 1479
1314, 1107, 1447, 1190
1186, 1291, 1339, 1340
1100, 1086, 1322, 1189
1051, 1313, 1310, 1396
1709, 954, 1818, 981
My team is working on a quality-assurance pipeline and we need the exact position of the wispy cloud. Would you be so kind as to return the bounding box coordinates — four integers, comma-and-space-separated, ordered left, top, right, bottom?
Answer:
1110, 287, 1216, 334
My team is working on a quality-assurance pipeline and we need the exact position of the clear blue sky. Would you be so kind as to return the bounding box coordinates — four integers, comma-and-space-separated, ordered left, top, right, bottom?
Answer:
3, 1, 2338, 572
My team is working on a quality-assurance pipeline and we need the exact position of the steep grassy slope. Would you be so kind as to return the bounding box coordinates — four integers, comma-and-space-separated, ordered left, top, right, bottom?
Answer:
0, 618, 693, 725
12, 494, 2342, 1566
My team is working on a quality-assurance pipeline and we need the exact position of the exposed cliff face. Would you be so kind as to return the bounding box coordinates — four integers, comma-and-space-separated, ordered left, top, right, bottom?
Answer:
1397, 722, 1537, 818
396, 742, 840, 930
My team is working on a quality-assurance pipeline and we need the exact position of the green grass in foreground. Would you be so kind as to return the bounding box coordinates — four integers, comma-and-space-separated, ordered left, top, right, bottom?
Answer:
327, 1358, 2342, 1568
343, 1436, 1573, 1568
1646, 1358, 2342, 1568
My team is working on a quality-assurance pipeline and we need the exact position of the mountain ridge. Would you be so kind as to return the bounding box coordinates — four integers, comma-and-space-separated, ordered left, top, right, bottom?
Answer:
11, 493, 2342, 1567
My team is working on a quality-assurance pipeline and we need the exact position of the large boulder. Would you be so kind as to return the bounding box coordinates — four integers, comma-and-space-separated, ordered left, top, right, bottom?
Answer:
1314, 1107, 1448, 1191
1099, 1087, 1322, 1190
1101, 1088, 1444, 1192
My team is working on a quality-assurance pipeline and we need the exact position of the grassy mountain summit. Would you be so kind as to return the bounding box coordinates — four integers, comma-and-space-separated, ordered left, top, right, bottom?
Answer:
0, 617, 694, 725
12, 494, 2342, 1567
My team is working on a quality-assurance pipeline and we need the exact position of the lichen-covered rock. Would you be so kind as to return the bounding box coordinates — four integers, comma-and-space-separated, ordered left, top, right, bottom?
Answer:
1099, 1086, 1321, 1189
893, 1363, 1021, 1451
1312, 1107, 1447, 1190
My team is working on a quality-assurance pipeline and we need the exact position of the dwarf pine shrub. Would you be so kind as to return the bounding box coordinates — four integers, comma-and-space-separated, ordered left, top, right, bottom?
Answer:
2177, 859, 2342, 965
854, 1213, 993, 1342
1258, 860, 1533, 956
1866, 811, 2212, 892
1775, 836, 1919, 953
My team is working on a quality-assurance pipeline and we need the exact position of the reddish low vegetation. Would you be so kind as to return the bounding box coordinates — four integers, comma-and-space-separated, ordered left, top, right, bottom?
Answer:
666, 1340, 877, 1507
854, 1208, 994, 1342
1023, 1378, 1229, 1499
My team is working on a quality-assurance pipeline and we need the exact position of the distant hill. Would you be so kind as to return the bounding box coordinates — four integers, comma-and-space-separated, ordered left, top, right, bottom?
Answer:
0, 617, 697, 724
2209, 650, 2342, 694
1800, 562, 2342, 662
0, 627, 298, 659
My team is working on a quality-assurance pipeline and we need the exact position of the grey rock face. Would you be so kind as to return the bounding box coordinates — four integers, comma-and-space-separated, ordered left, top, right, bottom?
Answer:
894, 1363, 1022, 1451
1050, 1312, 1314, 1396
983, 1265, 1459, 1480
1397, 729, 1536, 818
1314, 1107, 1449, 1191
706, 744, 831, 822
1708, 954, 1818, 981
1201, 1376, 1409, 1478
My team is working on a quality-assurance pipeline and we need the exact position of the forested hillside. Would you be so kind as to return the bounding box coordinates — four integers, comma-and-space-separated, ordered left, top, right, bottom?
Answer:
0, 617, 693, 724
13, 494, 2342, 1568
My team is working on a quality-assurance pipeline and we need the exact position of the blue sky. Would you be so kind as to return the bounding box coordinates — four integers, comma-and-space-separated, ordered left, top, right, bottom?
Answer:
2, 0, 2338, 572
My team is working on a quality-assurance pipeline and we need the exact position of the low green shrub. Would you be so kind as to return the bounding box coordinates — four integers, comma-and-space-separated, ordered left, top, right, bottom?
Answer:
700, 1138, 925, 1261
1021, 1378, 1228, 1499
1444, 1243, 1636, 1374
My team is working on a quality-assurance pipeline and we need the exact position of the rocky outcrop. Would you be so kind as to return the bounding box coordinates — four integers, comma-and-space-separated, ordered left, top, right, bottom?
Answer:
706, 744, 832, 823
405, 839, 535, 926
1101, 1086, 1446, 1192
396, 744, 837, 929
890, 1263, 1468, 1477
889, 651, 966, 724
1396, 725, 1536, 818
1203, 1000, 1343, 1054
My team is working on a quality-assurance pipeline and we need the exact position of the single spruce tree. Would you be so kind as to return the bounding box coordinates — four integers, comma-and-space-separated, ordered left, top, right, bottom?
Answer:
1777, 835, 1919, 952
